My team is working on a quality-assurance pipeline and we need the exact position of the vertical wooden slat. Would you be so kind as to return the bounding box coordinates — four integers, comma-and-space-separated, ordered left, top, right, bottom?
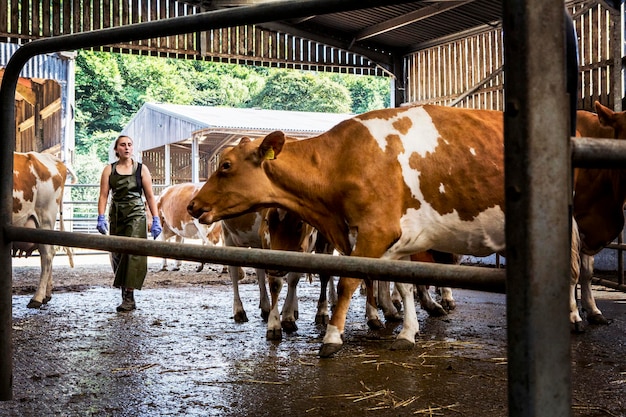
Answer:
20, 0, 29, 36
102, 0, 110, 28
186, 4, 195, 53
63, 0, 71, 34
177, 2, 185, 53
159, 0, 167, 50
0, 0, 7, 34
52, 0, 61, 36
92, 0, 101, 30
83, 0, 91, 33
32, 0, 41, 37
73, 0, 81, 33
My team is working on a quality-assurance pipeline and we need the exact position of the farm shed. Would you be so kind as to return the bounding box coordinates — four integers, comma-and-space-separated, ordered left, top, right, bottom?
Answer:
0, 42, 75, 162
118, 102, 352, 185
0, 1, 625, 415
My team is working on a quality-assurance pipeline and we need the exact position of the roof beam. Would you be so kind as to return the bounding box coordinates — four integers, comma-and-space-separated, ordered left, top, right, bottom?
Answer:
354, 0, 476, 41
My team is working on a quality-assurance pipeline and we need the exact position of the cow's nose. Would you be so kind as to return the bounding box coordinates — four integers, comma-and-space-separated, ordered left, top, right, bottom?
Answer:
187, 201, 197, 216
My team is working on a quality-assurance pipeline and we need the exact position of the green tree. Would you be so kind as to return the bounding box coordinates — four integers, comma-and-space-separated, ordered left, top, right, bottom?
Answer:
75, 51, 128, 149
329, 74, 391, 113
250, 70, 351, 113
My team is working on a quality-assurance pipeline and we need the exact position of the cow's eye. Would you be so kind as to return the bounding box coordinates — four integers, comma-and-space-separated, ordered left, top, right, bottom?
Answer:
220, 161, 232, 171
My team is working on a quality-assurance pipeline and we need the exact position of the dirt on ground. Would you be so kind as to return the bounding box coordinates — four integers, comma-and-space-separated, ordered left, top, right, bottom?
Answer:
4, 250, 626, 417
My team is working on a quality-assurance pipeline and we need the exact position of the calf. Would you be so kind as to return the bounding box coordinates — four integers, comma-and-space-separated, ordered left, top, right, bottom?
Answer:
154, 183, 222, 271
573, 101, 626, 327
188, 104, 581, 357
13, 152, 75, 308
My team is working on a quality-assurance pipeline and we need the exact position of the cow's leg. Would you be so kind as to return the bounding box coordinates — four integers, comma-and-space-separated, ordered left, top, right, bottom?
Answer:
365, 279, 384, 329
570, 220, 585, 331
28, 243, 53, 308
256, 268, 271, 321
281, 272, 300, 332
328, 275, 337, 309
391, 282, 420, 350
416, 286, 447, 317
316, 273, 332, 324
391, 283, 402, 312
171, 236, 184, 271
229, 265, 248, 323
580, 254, 608, 325
321, 276, 363, 357
437, 287, 456, 311
160, 257, 169, 271
266, 274, 283, 340
377, 280, 402, 322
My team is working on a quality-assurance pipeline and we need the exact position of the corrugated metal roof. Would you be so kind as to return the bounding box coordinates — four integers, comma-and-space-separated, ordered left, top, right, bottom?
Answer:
151, 103, 353, 132
119, 102, 353, 157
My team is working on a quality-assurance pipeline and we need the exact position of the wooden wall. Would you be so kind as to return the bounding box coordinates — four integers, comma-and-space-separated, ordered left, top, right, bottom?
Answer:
404, 1, 622, 111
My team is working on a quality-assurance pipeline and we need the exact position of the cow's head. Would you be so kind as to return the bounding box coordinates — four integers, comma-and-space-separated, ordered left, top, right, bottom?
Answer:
187, 132, 286, 224
595, 101, 626, 139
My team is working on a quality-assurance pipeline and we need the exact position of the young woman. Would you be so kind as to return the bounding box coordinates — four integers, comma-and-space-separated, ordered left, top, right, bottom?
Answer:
97, 135, 162, 312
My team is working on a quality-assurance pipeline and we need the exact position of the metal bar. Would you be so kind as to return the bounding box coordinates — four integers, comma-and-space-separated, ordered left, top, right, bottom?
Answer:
5, 225, 507, 293
502, 3, 571, 417
572, 137, 626, 168
0, 0, 425, 402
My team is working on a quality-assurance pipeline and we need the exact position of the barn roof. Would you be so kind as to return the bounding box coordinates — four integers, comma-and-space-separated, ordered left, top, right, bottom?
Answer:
118, 102, 353, 161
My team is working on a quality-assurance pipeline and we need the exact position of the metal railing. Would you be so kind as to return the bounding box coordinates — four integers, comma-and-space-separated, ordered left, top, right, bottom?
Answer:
0, 2, 620, 417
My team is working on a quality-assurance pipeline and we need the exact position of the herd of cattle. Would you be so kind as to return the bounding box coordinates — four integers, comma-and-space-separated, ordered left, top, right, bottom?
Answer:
11, 101, 626, 357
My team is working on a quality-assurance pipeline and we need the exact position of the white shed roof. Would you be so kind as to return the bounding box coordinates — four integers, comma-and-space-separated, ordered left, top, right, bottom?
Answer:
118, 102, 354, 160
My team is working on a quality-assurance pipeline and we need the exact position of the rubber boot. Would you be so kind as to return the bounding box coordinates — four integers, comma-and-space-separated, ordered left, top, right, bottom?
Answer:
116, 287, 136, 312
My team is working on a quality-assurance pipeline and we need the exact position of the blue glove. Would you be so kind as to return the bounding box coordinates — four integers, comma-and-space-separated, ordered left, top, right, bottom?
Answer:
151, 216, 162, 239
97, 214, 108, 235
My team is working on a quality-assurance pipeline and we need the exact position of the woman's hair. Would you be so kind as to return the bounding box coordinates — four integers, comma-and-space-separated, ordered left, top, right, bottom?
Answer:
114, 135, 133, 158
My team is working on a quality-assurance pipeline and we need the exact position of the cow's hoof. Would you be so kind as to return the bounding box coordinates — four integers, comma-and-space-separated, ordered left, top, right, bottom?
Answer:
384, 311, 403, 322
425, 305, 448, 317
392, 300, 402, 312
441, 300, 456, 311
367, 318, 385, 330
234, 311, 249, 323
390, 338, 415, 351
571, 320, 585, 334
195, 264, 204, 272
160, 266, 168, 272
42, 296, 51, 304
294, 310, 299, 320
26, 299, 42, 309
315, 314, 329, 325
281, 320, 298, 333
587, 314, 611, 325
266, 328, 282, 340
172, 266, 180, 272
319, 343, 343, 358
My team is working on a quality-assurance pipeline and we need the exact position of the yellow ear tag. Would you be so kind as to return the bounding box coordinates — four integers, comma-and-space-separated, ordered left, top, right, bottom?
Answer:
264, 148, 275, 160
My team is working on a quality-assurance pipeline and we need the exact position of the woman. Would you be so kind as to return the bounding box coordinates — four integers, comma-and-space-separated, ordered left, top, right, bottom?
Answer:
97, 135, 162, 312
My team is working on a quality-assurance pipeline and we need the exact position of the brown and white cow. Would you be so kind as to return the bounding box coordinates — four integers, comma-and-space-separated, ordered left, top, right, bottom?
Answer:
154, 183, 222, 272
187, 104, 581, 357
573, 101, 626, 327
13, 152, 75, 308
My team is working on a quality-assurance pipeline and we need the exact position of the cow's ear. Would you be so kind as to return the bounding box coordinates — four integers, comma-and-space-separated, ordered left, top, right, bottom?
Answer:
259, 131, 285, 160
239, 136, 251, 145
595, 101, 615, 127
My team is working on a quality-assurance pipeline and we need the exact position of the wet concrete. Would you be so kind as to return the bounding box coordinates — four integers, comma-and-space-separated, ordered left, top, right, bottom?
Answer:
3, 258, 626, 416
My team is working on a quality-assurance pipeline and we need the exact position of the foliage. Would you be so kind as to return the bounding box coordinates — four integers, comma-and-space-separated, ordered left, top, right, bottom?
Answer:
250, 70, 352, 113
75, 52, 391, 160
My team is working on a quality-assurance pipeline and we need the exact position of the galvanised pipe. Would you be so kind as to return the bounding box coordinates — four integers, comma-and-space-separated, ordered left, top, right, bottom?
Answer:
572, 137, 626, 168
4, 225, 507, 293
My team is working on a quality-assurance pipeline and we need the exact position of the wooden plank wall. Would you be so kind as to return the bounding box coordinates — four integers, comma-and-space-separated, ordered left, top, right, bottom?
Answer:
0, 0, 381, 76
405, 2, 620, 111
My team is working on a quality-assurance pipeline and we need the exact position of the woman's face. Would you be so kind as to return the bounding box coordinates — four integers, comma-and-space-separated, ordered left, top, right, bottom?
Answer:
115, 136, 133, 159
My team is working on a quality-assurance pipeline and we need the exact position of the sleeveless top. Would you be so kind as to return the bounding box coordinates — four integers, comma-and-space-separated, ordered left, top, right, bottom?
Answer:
109, 161, 145, 223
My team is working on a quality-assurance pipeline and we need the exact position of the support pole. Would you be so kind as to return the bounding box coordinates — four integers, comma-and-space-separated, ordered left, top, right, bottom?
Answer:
502, 3, 572, 417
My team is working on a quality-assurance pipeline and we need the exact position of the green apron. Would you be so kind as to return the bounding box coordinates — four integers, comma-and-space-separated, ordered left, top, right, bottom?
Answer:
109, 161, 148, 290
